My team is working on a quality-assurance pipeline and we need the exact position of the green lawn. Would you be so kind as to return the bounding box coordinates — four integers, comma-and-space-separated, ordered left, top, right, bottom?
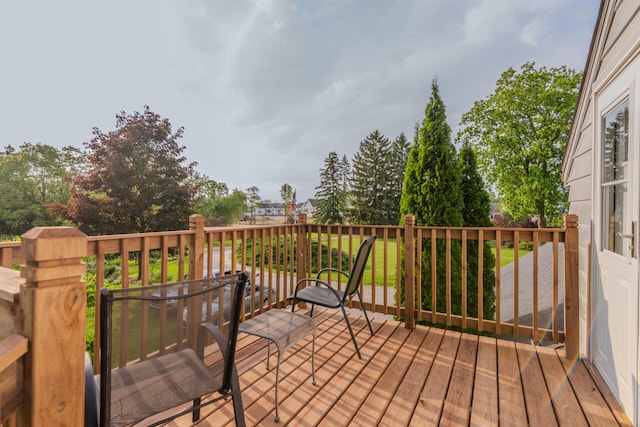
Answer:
489, 243, 532, 267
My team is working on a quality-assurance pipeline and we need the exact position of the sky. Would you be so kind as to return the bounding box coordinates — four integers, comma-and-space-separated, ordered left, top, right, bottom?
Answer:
0, 1, 599, 202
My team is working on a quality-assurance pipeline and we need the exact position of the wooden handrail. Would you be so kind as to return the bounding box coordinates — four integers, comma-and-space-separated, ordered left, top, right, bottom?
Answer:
0, 334, 28, 372
0, 334, 28, 423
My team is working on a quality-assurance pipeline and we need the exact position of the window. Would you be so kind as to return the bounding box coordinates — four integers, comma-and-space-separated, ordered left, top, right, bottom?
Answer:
601, 99, 629, 255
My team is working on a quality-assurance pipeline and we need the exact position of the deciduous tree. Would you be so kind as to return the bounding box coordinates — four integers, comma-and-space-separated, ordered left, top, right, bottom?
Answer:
458, 62, 581, 227
245, 186, 261, 223
55, 106, 197, 234
0, 143, 81, 236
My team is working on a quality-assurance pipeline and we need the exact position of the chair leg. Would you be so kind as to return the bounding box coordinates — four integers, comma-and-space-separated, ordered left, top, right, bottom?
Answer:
230, 366, 246, 427
355, 289, 374, 335
192, 397, 201, 422
340, 305, 362, 359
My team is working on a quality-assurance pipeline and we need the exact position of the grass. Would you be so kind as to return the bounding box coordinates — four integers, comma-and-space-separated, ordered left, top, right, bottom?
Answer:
489, 242, 532, 267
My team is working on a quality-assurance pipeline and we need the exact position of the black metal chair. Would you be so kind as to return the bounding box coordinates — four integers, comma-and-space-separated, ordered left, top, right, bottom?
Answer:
290, 236, 377, 358
90, 272, 248, 427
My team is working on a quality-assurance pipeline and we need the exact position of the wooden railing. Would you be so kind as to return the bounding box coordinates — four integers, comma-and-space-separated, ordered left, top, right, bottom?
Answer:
0, 213, 579, 425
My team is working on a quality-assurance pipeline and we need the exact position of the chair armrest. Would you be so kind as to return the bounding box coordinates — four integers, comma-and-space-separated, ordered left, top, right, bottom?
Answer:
316, 268, 349, 280
198, 322, 228, 359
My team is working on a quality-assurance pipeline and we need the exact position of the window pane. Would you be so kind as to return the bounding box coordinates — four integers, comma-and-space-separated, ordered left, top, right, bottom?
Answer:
602, 183, 626, 255
602, 100, 629, 183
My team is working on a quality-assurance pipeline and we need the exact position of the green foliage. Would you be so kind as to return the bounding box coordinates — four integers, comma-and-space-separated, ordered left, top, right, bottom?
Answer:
245, 186, 261, 222
399, 79, 465, 317
197, 182, 247, 225
52, 106, 198, 234
348, 130, 392, 225
85, 271, 97, 308
0, 143, 81, 235
458, 62, 582, 227
458, 141, 496, 319
315, 152, 347, 224
281, 183, 295, 223
400, 81, 463, 227
385, 133, 410, 225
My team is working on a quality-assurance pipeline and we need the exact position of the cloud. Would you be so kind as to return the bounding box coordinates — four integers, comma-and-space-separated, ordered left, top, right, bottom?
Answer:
0, 0, 598, 202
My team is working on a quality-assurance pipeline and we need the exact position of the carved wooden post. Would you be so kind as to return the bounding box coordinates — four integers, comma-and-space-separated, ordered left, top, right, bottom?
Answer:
564, 214, 580, 360
188, 214, 205, 280
186, 215, 206, 347
404, 215, 416, 329
18, 227, 87, 426
296, 214, 308, 283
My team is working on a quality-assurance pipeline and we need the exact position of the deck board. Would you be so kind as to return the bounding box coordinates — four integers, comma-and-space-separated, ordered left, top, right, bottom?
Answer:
497, 338, 528, 425
537, 345, 588, 426
470, 335, 499, 427
559, 354, 619, 427
379, 327, 444, 426
410, 330, 461, 425
440, 333, 478, 426
355, 325, 428, 426
166, 308, 632, 427
516, 341, 559, 427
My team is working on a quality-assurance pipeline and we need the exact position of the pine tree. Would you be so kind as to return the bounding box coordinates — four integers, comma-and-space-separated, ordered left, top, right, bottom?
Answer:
349, 130, 392, 225
384, 133, 410, 225
458, 140, 496, 319
400, 79, 464, 316
314, 151, 346, 224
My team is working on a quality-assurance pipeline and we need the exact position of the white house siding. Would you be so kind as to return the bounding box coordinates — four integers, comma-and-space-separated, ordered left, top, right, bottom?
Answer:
563, 0, 640, 422
563, 0, 640, 359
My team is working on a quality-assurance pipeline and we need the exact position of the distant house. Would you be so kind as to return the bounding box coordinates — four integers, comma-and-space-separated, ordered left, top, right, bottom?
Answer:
298, 199, 316, 217
562, 0, 640, 422
250, 199, 316, 217
254, 202, 285, 216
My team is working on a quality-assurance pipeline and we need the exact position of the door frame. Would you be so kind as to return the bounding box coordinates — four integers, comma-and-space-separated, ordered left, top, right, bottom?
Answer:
591, 57, 640, 425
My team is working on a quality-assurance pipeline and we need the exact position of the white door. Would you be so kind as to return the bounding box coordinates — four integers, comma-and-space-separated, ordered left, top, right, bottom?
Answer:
593, 60, 639, 423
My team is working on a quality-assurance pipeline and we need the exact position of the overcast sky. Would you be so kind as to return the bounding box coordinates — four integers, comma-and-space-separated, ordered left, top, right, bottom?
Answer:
0, 1, 599, 202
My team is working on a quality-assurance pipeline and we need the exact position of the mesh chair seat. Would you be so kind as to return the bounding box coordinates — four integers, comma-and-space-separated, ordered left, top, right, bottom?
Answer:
101, 349, 218, 427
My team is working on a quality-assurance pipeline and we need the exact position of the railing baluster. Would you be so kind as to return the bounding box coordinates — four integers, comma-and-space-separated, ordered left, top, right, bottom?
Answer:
553, 232, 559, 342
461, 229, 467, 329
533, 232, 539, 341
478, 229, 484, 332
495, 230, 502, 336
431, 228, 437, 324
513, 230, 520, 337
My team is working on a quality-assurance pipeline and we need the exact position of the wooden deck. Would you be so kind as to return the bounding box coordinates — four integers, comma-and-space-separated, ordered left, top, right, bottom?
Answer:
164, 308, 632, 427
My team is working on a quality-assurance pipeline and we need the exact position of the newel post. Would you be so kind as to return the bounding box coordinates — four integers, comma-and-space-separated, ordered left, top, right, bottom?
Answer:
188, 214, 205, 280
404, 215, 416, 329
564, 214, 580, 360
18, 227, 87, 426
296, 214, 308, 284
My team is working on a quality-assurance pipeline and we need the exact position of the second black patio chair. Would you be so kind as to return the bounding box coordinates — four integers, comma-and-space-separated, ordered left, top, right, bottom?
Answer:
290, 235, 377, 358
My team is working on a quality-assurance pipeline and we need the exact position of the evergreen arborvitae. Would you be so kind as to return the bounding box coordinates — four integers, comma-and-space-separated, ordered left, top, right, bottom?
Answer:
400, 79, 464, 316
349, 130, 392, 225
315, 151, 346, 224
458, 140, 496, 320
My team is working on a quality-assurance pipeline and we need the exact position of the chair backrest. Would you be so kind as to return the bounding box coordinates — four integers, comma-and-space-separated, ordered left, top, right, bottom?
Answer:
98, 272, 248, 425
343, 236, 377, 301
